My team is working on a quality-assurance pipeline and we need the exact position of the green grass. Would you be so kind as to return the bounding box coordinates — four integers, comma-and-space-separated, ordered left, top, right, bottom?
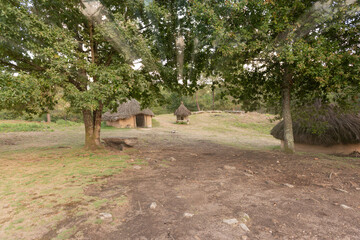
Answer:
55, 119, 82, 126
0, 122, 52, 132
55, 226, 77, 240
232, 122, 274, 134
152, 118, 160, 127
0, 146, 137, 239
93, 199, 109, 209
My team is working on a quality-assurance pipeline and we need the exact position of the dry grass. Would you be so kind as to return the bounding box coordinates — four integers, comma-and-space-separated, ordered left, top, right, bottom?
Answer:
0, 146, 140, 240
154, 112, 279, 150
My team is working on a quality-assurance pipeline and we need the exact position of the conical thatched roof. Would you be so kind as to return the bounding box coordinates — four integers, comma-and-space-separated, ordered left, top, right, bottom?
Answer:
271, 103, 360, 146
174, 102, 191, 117
102, 99, 154, 121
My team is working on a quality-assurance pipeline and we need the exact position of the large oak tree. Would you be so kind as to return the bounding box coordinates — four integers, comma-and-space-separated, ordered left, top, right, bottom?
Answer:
0, 0, 159, 149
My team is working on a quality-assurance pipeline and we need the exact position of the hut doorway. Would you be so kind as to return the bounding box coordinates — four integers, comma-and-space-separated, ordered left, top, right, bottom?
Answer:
136, 114, 145, 127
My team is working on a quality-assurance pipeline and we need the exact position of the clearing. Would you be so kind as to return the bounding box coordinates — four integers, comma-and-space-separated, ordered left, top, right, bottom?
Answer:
0, 113, 359, 240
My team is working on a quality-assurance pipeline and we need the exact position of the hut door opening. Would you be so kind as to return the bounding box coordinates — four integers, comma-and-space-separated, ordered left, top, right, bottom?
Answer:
136, 114, 145, 127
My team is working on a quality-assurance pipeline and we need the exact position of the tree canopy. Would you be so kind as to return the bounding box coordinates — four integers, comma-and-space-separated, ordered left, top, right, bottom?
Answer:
0, 0, 161, 148
204, 0, 360, 152
1, 0, 359, 152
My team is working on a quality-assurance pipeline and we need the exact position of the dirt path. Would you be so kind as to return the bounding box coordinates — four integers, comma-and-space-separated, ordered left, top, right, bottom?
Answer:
76, 134, 360, 240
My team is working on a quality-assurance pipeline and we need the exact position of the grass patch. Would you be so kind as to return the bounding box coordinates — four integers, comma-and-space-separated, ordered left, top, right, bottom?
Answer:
152, 118, 160, 127
93, 199, 109, 209
202, 126, 232, 133
175, 121, 188, 125
0, 122, 52, 132
232, 122, 274, 134
55, 226, 77, 240
0, 147, 133, 239
55, 119, 82, 126
101, 121, 115, 129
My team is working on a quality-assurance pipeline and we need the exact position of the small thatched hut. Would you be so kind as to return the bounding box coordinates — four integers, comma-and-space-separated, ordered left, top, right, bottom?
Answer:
102, 99, 154, 128
271, 103, 360, 154
174, 102, 191, 124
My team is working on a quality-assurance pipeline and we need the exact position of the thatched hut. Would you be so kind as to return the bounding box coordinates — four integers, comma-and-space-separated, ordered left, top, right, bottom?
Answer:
271, 104, 360, 154
174, 102, 191, 124
102, 99, 154, 128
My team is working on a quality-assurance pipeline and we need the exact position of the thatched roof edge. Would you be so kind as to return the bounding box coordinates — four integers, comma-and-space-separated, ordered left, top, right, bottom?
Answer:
174, 102, 191, 117
271, 112, 360, 146
102, 99, 154, 121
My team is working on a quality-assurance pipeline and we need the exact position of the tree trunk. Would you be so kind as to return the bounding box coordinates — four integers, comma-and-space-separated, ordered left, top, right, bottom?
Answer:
46, 113, 51, 123
282, 66, 295, 153
82, 107, 103, 150
212, 89, 215, 111
93, 103, 103, 146
195, 92, 200, 111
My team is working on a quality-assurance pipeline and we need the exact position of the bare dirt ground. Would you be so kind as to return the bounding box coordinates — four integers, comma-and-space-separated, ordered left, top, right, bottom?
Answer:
1, 113, 360, 239
77, 134, 360, 240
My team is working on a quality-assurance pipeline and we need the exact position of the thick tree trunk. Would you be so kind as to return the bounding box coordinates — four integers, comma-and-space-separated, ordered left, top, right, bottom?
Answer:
282, 66, 295, 153
82, 107, 103, 150
195, 92, 200, 111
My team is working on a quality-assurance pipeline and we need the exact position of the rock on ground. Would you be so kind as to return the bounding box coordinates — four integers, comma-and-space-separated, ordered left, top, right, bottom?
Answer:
184, 212, 194, 218
99, 212, 112, 220
340, 204, 352, 210
224, 165, 236, 170
283, 183, 294, 188
223, 218, 238, 225
240, 223, 250, 232
150, 202, 157, 209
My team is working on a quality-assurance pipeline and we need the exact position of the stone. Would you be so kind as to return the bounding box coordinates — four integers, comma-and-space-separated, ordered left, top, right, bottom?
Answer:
283, 183, 294, 188
241, 236, 248, 240
99, 212, 112, 220
223, 218, 238, 225
3, 204, 9, 208
133, 165, 142, 170
334, 188, 348, 193
240, 223, 250, 232
356, 187, 360, 191
224, 165, 236, 170
184, 212, 194, 218
340, 204, 352, 210
265, 180, 277, 185
243, 173, 253, 177
150, 202, 157, 209
169, 157, 176, 162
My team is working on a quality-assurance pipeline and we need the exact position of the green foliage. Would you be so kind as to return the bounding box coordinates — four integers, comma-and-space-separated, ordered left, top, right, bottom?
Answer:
0, 122, 51, 132
151, 85, 241, 114
0, 0, 162, 146
214, 0, 360, 112
0, 110, 23, 120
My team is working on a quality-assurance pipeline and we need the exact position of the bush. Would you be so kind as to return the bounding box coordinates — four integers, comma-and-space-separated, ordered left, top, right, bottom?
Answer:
0, 122, 51, 132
